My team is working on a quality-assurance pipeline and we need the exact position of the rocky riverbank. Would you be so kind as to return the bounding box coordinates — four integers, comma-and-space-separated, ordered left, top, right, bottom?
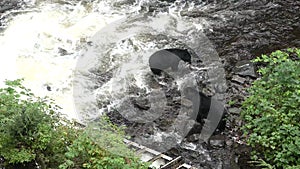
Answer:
107, 0, 299, 168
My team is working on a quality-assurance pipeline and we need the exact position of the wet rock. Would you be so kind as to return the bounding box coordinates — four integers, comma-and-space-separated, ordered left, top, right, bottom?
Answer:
187, 134, 200, 142
209, 135, 226, 148
131, 97, 150, 110
0, 5, 13, 13
234, 117, 243, 127
181, 142, 197, 151
198, 0, 300, 60
234, 60, 257, 78
46, 85, 52, 91
112, 0, 135, 7
232, 83, 245, 91
228, 107, 241, 115
0, 0, 18, 13
225, 139, 233, 147
0, 0, 20, 29
231, 75, 246, 84
58, 47, 69, 56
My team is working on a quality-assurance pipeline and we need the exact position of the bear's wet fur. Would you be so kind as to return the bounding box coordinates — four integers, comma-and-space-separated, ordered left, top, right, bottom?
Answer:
149, 48, 191, 75
184, 87, 226, 135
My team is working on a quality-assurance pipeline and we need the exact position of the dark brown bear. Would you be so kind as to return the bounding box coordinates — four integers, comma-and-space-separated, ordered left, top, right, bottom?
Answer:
149, 48, 191, 75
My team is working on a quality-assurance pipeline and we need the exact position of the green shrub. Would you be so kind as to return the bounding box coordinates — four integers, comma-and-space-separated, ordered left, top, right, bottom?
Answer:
241, 48, 300, 168
59, 118, 149, 169
0, 80, 148, 169
0, 79, 76, 168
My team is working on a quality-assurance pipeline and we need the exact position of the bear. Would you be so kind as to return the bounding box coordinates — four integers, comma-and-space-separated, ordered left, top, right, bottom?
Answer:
183, 87, 226, 135
149, 48, 191, 75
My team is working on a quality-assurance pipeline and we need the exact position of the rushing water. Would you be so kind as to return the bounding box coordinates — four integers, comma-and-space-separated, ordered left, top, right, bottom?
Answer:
0, 1, 230, 168
0, 0, 130, 119
0, 0, 226, 121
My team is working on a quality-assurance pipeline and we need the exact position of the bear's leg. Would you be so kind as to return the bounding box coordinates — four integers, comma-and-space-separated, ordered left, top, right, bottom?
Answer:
215, 112, 226, 133
150, 68, 162, 76
197, 93, 211, 122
